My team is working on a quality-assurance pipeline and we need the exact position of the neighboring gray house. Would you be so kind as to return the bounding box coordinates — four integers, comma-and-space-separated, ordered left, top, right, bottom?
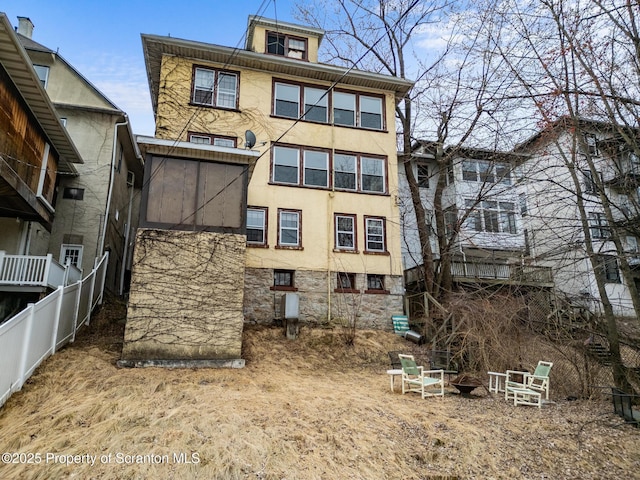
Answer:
17, 17, 144, 295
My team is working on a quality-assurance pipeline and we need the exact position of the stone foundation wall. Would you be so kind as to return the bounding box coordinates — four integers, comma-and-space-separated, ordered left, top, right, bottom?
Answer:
122, 229, 246, 361
243, 268, 403, 331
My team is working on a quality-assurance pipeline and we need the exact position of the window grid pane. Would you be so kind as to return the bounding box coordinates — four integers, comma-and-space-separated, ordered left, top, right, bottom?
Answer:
217, 73, 237, 108
336, 216, 355, 249
366, 218, 384, 251
275, 83, 300, 118
280, 212, 300, 246
273, 147, 299, 184
334, 154, 357, 190
303, 151, 329, 187
361, 158, 384, 192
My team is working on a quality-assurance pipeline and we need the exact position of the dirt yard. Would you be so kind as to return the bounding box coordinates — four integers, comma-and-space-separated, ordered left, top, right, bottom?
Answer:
1, 301, 639, 480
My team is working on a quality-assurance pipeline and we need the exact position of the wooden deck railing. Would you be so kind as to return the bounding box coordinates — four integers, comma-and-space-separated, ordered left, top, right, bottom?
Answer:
405, 261, 553, 286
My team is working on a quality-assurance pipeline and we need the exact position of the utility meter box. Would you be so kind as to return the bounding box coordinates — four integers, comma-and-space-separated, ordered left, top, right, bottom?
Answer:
280, 292, 300, 320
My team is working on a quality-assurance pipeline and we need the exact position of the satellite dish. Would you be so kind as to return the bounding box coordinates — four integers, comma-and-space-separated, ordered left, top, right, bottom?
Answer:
245, 130, 256, 149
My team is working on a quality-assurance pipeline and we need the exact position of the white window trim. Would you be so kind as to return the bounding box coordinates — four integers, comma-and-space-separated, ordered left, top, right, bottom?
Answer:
60, 244, 84, 268
247, 208, 267, 245
335, 214, 356, 250
365, 217, 386, 252
278, 210, 301, 247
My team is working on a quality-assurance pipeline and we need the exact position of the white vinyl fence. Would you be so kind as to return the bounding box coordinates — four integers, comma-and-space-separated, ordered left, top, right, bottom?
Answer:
0, 252, 109, 408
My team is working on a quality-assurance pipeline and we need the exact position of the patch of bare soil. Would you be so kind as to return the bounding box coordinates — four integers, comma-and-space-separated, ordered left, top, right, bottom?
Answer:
1, 302, 639, 479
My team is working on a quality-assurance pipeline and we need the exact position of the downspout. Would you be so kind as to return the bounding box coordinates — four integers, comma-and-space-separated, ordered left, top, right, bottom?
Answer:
98, 117, 129, 255
119, 172, 134, 296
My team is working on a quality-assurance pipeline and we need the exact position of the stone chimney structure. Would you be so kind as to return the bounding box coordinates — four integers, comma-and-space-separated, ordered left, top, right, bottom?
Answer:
17, 17, 34, 39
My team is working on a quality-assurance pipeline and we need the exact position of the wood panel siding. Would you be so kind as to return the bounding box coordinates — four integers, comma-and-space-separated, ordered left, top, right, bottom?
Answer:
0, 63, 60, 225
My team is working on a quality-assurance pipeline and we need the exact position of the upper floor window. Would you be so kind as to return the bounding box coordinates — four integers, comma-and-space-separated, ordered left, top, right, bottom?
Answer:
360, 95, 383, 129
417, 164, 429, 188
596, 255, 620, 283
273, 82, 329, 122
247, 207, 268, 246
582, 170, 602, 194
271, 81, 384, 130
335, 214, 357, 251
33, 64, 49, 88
588, 212, 610, 239
462, 160, 511, 185
192, 67, 238, 109
277, 209, 302, 248
464, 199, 517, 234
333, 91, 384, 130
365, 216, 387, 253
584, 134, 599, 156
271, 145, 386, 194
272, 145, 329, 188
267, 32, 307, 59
188, 132, 237, 148
361, 156, 385, 193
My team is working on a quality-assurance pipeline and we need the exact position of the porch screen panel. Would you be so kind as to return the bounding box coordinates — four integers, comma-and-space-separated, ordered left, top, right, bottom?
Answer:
146, 156, 198, 225
197, 162, 245, 228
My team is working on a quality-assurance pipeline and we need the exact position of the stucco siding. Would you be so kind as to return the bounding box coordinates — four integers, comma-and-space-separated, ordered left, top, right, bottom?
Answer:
122, 229, 246, 360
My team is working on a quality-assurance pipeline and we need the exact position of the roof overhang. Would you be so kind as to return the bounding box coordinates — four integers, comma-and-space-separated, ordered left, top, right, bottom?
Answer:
0, 13, 82, 173
141, 34, 414, 116
136, 135, 260, 181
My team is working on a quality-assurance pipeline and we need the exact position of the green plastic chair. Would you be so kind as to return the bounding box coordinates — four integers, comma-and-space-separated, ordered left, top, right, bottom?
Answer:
398, 354, 444, 399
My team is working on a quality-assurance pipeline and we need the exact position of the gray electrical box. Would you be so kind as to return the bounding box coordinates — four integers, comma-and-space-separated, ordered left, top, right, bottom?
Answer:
280, 293, 299, 319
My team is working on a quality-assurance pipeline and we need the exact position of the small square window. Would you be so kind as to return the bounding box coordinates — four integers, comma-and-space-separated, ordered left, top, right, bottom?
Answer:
62, 187, 84, 200
273, 269, 295, 289
366, 274, 385, 292
335, 272, 358, 292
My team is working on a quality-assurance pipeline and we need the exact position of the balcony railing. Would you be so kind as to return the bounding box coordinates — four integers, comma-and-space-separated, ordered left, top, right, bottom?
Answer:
405, 261, 553, 286
0, 251, 82, 290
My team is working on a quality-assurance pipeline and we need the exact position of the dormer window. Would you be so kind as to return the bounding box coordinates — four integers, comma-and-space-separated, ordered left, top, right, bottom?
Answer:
267, 31, 307, 60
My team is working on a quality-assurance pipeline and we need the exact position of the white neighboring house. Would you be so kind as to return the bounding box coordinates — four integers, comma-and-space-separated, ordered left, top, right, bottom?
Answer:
515, 119, 640, 318
399, 141, 552, 295
16, 17, 144, 295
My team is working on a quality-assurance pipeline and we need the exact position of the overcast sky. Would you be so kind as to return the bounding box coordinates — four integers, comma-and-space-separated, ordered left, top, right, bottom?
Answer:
3, 0, 299, 136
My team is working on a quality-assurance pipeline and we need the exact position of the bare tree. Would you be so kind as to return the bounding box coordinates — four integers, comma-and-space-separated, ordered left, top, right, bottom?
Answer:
481, 0, 639, 391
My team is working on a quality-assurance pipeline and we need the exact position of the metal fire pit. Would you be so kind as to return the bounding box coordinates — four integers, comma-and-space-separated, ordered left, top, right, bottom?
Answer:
450, 375, 482, 396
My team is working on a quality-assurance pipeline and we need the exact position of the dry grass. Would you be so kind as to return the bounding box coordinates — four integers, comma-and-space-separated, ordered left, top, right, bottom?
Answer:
1, 300, 639, 479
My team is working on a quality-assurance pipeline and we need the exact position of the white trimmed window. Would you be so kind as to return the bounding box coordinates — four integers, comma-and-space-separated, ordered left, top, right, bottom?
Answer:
464, 199, 517, 234
365, 217, 386, 252
303, 150, 329, 187
361, 157, 385, 193
60, 244, 83, 268
333, 91, 356, 126
192, 67, 238, 109
247, 207, 267, 245
273, 146, 300, 184
274, 83, 300, 118
334, 154, 357, 190
335, 214, 356, 250
304, 87, 329, 123
278, 209, 301, 247
360, 95, 383, 129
